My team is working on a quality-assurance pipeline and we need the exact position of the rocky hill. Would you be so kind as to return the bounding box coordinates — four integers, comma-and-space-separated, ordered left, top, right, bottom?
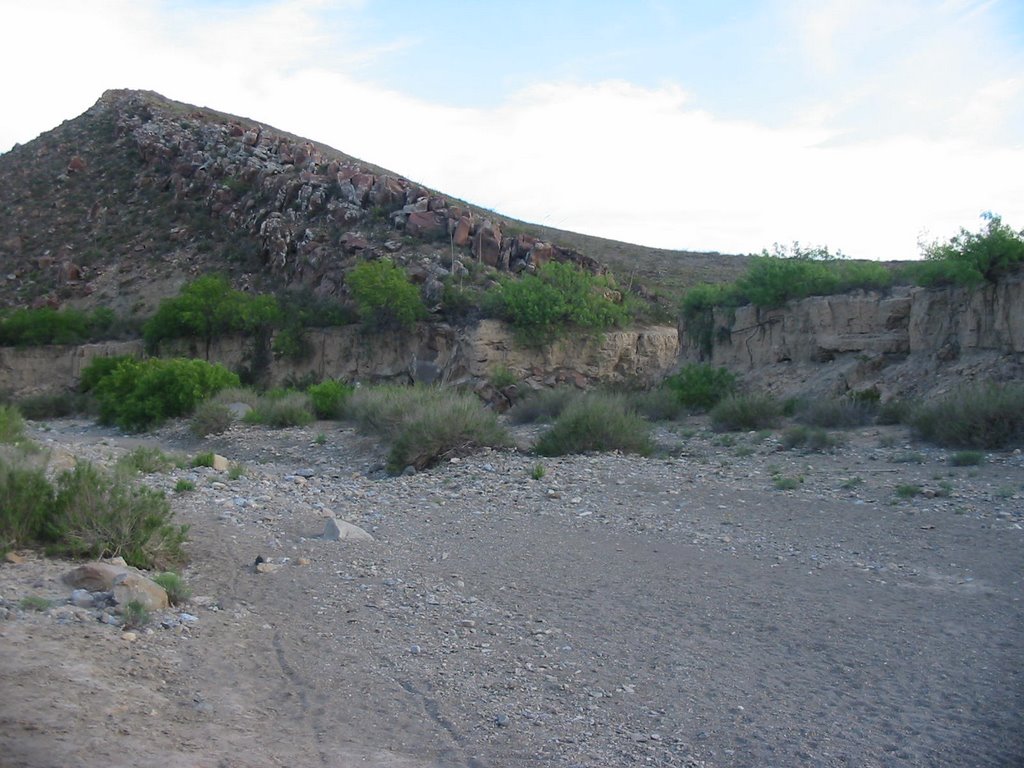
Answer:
0, 89, 746, 320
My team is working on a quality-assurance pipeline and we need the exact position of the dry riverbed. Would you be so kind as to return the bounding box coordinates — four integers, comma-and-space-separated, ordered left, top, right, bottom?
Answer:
1, 416, 1022, 767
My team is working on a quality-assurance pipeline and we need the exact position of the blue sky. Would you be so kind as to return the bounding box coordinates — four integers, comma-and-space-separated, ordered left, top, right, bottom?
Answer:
2, 0, 1022, 259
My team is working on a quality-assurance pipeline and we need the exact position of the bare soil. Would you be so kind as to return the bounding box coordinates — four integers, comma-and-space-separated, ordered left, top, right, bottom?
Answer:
1, 418, 1022, 767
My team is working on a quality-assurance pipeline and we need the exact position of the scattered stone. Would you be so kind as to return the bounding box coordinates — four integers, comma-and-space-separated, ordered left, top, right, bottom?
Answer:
4, 552, 27, 565
69, 589, 94, 608
122, 631, 138, 642
322, 518, 374, 542
112, 572, 169, 612
495, 713, 510, 727
212, 454, 230, 472
255, 562, 282, 574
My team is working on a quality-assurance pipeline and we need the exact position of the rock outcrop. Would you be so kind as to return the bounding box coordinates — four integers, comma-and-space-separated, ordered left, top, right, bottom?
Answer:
680, 275, 1024, 399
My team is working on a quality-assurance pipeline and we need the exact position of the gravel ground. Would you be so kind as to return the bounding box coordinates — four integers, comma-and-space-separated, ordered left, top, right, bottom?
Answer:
1, 416, 1022, 767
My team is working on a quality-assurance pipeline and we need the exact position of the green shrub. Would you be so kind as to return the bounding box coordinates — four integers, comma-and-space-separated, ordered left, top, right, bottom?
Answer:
116, 447, 174, 474
795, 397, 876, 428
0, 457, 53, 555
489, 365, 518, 389
87, 357, 240, 432
191, 452, 215, 468
530, 463, 546, 480
709, 394, 783, 432
245, 392, 314, 428
876, 398, 912, 425
386, 394, 509, 472
47, 461, 187, 569
347, 259, 426, 330
895, 484, 922, 499
905, 213, 1024, 287
0, 405, 27, 444
79, 355, 136, 393
227, 462, 246, 480
122, 600, 150, 628
911, 383, 1024, 448
307, 379, 353, 419
174, 479, 195, 493
143, 275, 282, 358
663, 364, 737, 411
949, 450, 985, 467
773, 475, 802, 491
507, 388, 578, 424
628, 388, 687, 421
679, 282, 740, 357
484, 261, 629, 346
535, 394, 653, 457
781, 425, 841, 452
152, 572, 191, 606
0, 307, 122, 347
190, 401, 233, 437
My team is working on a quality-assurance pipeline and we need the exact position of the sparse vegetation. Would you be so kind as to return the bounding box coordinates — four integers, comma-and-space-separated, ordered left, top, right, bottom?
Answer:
122, 600, 151, 629
709, 394, 783, 432
949, 450, 985, 467
191, 452, 215, 468
507, 388, 578, 424
190, 400, 234, 437
244, 391, 314, 428
20, 595, 51, 612
530, 463, 546, 481
174, 479, 195, 493
0, 306, 122, 347
773, 475, 803, 491
116, 446, 175, 474
535, 393, 653, 457
896, 484, 923, 499
781, 425, 842, 452
794, 397, 876, 428
0, 405, 28, 444
227, 462, 246, 480
489, 365, 518, 389
911, 383, 1024, 448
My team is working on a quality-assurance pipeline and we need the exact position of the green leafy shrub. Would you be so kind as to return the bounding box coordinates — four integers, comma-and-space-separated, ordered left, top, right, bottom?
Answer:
530, 463, 546, 480
773, 475, 802, 491
244, 392, 314, 428
307, 379, 354, 419
347, 259, 426, 330
484, 261, 630, 346
122, 600, 150, 629
87, 357, 240, 432
152, 572, 191, 606
174, 479, 195, 493
709, 394, 783, 432
663, 364, 737, 411
0, 307, 123, 347
911, 383, 1024, 448
0, 457, 53, 555
143, 275, 282, 358
507, 387, 579, 424
895, 484, 922, 499
191, 452, 215, 468
190, 401, 233, 437
904, 213, 1024, 287
794, 397, 876, 428
489, 365, 518, 389
79, 355, 136, 393
347, 385, 509, 472
47, 461, 188, 569
535, 393, 653, 456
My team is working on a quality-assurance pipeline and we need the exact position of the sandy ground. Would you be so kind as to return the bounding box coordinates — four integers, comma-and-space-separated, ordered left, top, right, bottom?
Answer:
1, 417, 1022, 767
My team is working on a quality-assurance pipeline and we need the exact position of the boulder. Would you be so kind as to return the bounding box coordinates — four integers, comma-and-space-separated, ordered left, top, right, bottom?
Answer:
322, 518, 374, 542
452, 216, 472, 247
112, 572, 169, 612
405, 210, 446, 239
473, 222, 504, 268
63, 561, 130, 591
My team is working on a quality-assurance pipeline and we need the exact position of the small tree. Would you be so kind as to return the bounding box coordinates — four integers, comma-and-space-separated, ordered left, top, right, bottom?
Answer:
914, 212, 1024, 286
346, 260, 426, 330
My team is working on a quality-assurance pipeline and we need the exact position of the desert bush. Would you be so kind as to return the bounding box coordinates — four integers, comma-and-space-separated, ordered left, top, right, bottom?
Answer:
794, 397, 876, 428
348, 385, 509, 472
904, 213, 1024, 287
535, 393, 653, 456
0, 307, 122, 347
190, 401, 234, 437
307, 379, 353, 420
211, 387, 261, 409
781, 425, 842, 452
484, 261, 630, 346
876, 398, 912, 425
386, 394, 509, 472
87, 357, 240, 432
152, 571, 191, 606
628, 388, 687, 421
507, 387, 579, 425
949, 450, 985, 466
0, 457, 53, 555
45, 461, 187, 569
116, 446, 175, 474
911, 383, 1024, 448
245, 392, 314, 428
663, 364, 737, 411
191, 452, 215, 468
347, 259, 426, 330
174, 479, 195, 493
709, 394, 783, 432
15, 392, 84, 420
122, 600, 150, 629
79, 355, 136, 393
489, 365, 518, 389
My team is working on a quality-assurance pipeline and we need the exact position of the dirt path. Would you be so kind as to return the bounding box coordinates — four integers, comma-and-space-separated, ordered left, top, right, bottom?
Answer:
1, 418, 1022, 766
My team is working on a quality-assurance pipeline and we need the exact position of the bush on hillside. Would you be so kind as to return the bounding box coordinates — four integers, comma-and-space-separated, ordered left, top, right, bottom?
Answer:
905, 213, 1024, 287
86, 357, 240, 432
535, 393, 653, 456
910, 383, 1024, 448
0, 307, 120, 347
484, 261, 630, 346
346, 260, 426, 331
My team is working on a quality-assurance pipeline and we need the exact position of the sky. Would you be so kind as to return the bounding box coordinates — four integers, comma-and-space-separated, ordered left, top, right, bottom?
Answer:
2, 0, 1022, 260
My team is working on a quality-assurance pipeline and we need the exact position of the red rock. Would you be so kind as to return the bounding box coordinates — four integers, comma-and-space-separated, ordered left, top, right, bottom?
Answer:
405, 210, 446, 239
452, 216, 472, 247
66, 156, 86, 174
228, 123, 244, 137
340, 232, 369, 253
473, 222, 503, 268
350, 173, 375, 204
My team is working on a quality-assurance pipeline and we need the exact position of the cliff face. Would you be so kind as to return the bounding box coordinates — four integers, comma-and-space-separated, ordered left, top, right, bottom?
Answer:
0, 322, 679, 400
679, 276, 1024, 398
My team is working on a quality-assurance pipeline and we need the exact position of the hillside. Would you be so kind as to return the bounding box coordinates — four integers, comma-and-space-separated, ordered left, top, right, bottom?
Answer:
0, 89, 748, 321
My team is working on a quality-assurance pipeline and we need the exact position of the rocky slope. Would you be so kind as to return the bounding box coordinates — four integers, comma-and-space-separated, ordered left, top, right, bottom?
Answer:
0, 89, 745, 319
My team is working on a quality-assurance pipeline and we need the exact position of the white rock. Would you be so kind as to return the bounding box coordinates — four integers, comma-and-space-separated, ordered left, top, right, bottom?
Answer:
322, 518, 374, 542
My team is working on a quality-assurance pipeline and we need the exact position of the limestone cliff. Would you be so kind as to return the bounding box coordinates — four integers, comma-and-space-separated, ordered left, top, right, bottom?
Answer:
679, 275, 1024, 398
